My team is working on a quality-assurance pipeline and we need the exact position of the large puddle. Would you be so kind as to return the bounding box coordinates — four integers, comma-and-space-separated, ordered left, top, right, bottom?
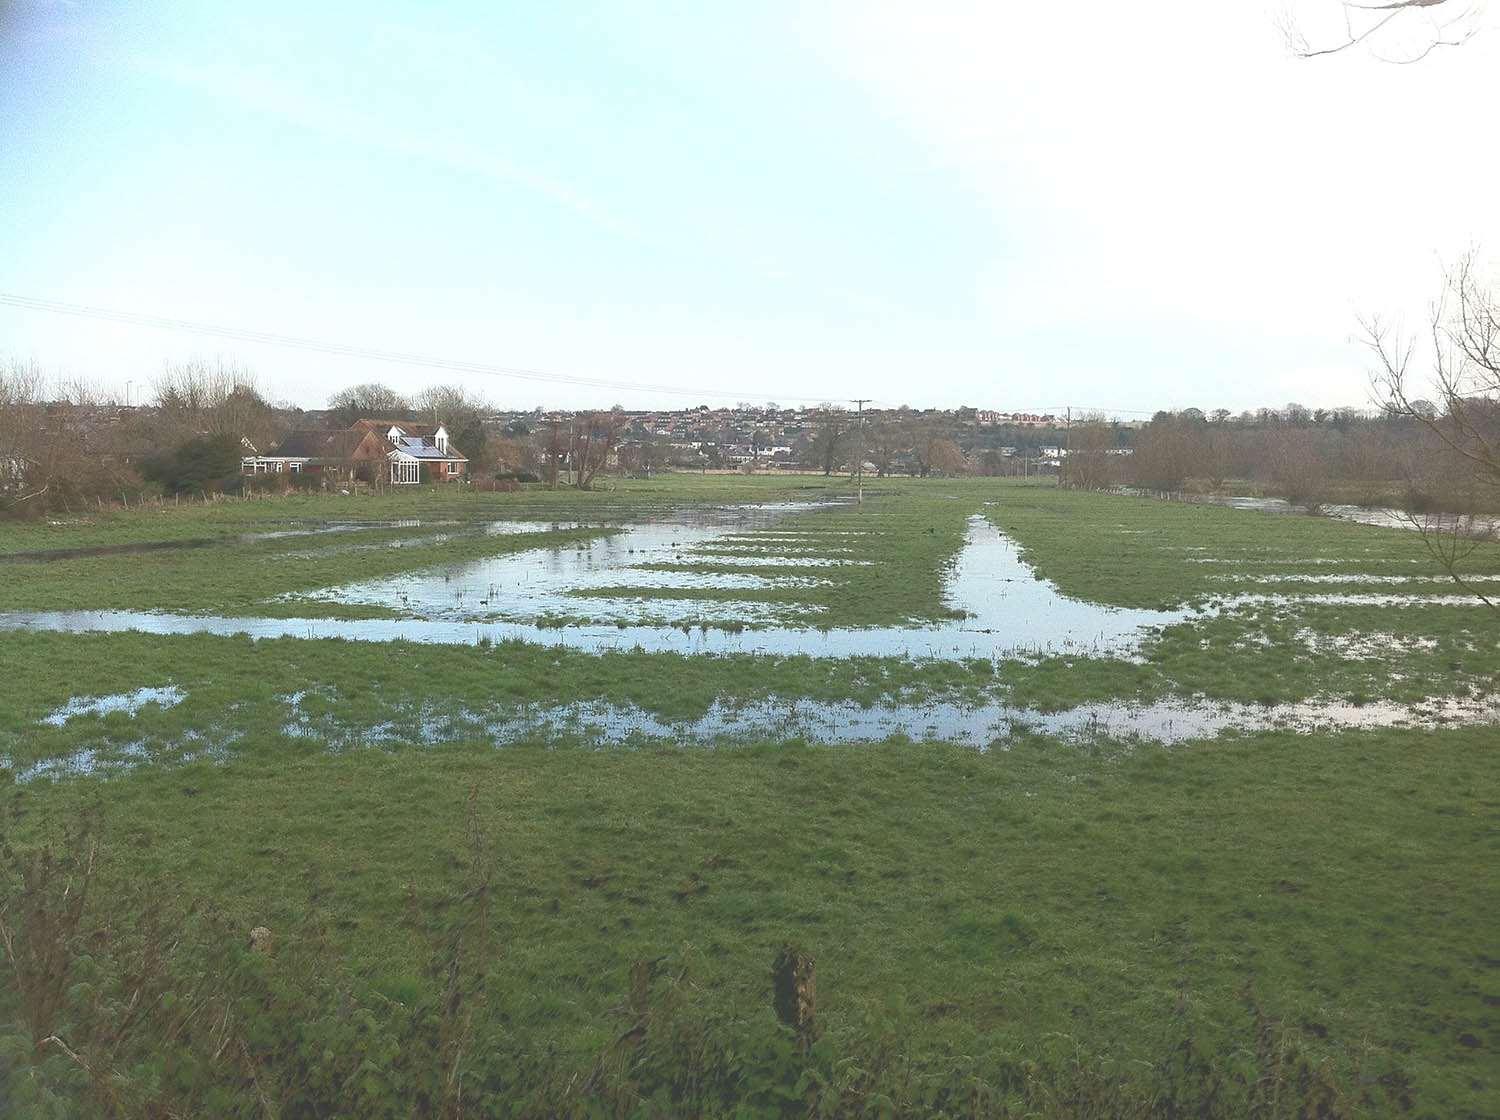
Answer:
284, 503, 841, 625
0, 513, 1190, 659
0, 520, 448, 562
1120, 489, 1499, 536
269, 690, 1500, 751
13, 684, 1499, 782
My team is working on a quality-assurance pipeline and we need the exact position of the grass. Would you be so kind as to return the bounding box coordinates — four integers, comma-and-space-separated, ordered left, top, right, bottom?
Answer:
0, 473, 854, 554
566, 492, 974, 627
0, 632, 1007, 775
0, 523, 622, 615
2, 474, 1499, 1114
3, 727, 1495, 1115
985, 485, 1500, 609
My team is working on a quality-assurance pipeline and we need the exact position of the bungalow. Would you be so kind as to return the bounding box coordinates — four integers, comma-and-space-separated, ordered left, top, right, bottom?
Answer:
241, 429, 388, 480
351, 420, 468, 484
240, 420, 467, 484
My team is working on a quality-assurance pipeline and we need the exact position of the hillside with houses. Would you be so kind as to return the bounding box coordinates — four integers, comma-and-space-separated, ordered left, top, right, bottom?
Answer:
1, 361, 1472, 516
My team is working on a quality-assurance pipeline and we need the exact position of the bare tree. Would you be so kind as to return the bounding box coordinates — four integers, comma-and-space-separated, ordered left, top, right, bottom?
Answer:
906, 420, 943, 478
806, 409, 849, 475
327, 382, 409, 428
488, 433, 536, 475
1061, 417, 1119, 490
0, 358, 45, 512
927, 438, 968, 477
1367, 251, 1500, 605
867, 421, 908, 478
152, 356, 274, 444
543, 416, 568, 490
1132, 411, 1202, 494
0, 361, 130, 516
1370, 254, 1500, 486
1263, 427, 1330, 510
571, 411, 625, 490
1281, 0, 1481, 62
413, 385, 494, 472
1202, 416, 1240, 490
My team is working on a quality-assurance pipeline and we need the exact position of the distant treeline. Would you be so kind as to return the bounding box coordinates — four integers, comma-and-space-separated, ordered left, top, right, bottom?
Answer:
5, 352, 1497, 516
1062, 405, 1499, 514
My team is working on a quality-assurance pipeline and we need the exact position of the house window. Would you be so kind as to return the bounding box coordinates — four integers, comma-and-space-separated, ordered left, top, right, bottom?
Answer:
289, 462, 301, 473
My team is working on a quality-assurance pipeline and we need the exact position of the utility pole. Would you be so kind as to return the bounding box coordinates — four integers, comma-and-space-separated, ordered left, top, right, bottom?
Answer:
547, 414, 562, 490
1065, 406, 1072, 487
852, 398, 870, 504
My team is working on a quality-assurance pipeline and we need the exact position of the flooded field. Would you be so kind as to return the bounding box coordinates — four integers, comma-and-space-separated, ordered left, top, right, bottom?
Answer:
1121, 488, 1500, 535
5, 481, 1499, 783
0, 510, 1189, 658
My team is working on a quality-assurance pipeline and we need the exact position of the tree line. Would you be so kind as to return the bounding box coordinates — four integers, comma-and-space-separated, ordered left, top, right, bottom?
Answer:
1060, 404, 1490, 513
0, 361, 509, 517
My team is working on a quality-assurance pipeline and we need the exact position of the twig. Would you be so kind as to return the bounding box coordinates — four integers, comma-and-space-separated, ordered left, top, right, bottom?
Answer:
41, 1034, 128, 1116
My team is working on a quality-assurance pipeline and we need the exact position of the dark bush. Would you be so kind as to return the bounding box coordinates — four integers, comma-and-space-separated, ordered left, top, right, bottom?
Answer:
141, 434, 243, 495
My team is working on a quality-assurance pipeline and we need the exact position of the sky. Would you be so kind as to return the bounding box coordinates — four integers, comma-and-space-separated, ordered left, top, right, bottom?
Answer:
3, 0, 1498, 417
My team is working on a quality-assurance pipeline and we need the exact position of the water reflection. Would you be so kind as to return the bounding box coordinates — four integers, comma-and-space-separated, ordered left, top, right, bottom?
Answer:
1117, 489, 1499, 535
15, 687, 1499, 782
0, 514, 1189, 658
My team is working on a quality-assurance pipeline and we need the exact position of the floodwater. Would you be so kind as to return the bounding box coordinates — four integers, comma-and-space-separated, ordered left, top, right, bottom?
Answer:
271, 691, 1498, 750
0, 513, 1190, 659
0, 520, 445, 562
16, 683, 1499, 782
41, 684, 186, 725
1119, 489, 1499, 535
286, 503, 842, 624
10, 500, 1498, 780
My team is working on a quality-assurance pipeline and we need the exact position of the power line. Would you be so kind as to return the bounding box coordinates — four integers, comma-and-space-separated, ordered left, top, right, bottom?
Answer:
0, 294, 1210, 419
852, 397, 870, 504
0, 292, 840, 405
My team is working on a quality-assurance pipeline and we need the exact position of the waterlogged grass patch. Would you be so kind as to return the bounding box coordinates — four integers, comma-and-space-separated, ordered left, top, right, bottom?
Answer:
0, 473, 855, 553
41, 684, 186, 725
986, 485, 1500, 609
0, 523, 622, 616
567, 494, 975, 628
0, 631, 1015, 768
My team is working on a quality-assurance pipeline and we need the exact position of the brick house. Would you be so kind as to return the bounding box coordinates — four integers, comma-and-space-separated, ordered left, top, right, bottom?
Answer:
351, 420, 468, 483
242, 420, 469, 484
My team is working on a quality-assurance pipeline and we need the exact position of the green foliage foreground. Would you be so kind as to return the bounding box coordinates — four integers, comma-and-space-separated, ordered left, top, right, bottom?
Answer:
1, 727, 1495, 1117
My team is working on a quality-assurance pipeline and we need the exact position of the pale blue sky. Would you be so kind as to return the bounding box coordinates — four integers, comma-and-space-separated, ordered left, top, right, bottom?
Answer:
4, 1, 1498, 414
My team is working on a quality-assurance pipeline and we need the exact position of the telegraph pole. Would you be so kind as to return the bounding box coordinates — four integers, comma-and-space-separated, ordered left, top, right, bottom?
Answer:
547, 414, 562, 490
852, 398, 871, 504
1065, 406, 1072, 487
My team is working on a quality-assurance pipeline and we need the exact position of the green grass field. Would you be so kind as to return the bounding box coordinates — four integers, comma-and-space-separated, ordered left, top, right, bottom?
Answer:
1, 476, 1496, 1116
